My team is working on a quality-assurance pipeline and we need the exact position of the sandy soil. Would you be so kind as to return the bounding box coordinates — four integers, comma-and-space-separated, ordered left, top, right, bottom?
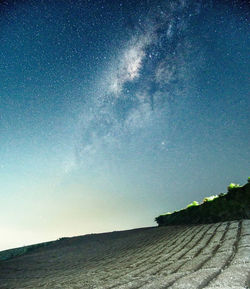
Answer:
0, 220, 249, 289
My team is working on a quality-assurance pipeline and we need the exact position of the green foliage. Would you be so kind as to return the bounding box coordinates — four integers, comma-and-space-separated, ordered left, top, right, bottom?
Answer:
203, 195, 219, 203
219, 192, 226, 197
248, 177, 250, 183
186, 201, 199, 208
155, 178, 250, 226
228, 183, 241, 191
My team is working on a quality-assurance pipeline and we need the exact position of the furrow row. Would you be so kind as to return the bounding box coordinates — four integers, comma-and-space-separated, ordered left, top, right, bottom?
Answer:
103, 224, 214, 289
86, 225, 192, 283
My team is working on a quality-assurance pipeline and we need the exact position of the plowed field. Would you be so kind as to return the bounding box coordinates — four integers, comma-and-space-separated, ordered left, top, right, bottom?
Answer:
0, 220, 249, 289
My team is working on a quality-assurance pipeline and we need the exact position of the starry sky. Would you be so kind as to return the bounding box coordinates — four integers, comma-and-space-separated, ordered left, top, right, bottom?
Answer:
0, 0, 249, 251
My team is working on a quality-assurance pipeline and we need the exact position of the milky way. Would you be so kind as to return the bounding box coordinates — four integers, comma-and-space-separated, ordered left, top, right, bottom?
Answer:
0, 0, 249, 250
75, 0, 206, 173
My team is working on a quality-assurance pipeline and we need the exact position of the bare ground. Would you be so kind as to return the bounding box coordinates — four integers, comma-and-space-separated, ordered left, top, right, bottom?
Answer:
0, 220, 249, 289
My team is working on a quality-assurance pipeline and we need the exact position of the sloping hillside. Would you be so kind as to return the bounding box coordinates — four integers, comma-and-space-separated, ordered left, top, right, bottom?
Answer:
0, 220, 249, 288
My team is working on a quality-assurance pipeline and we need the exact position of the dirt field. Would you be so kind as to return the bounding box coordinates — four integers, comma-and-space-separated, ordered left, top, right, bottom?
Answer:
0, 220, 249, 289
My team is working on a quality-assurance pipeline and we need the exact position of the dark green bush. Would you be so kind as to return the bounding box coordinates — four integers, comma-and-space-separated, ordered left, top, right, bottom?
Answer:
155, 180, 250, 226
186, 201, 199, 208
227, 183, 241, 191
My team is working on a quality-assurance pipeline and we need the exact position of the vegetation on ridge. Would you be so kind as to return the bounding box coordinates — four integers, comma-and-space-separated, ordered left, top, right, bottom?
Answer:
155, 178, 250, 226
186, 201, 199, 208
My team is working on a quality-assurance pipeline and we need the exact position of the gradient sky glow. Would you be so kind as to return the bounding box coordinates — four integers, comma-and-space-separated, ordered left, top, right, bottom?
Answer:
0, 0, 249, 251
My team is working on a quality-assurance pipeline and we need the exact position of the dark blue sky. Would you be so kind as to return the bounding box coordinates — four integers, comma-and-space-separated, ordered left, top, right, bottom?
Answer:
0, 0, 249, 250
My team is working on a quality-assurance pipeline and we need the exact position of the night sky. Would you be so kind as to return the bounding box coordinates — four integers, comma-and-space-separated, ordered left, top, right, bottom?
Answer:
0, 0, 249, 251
